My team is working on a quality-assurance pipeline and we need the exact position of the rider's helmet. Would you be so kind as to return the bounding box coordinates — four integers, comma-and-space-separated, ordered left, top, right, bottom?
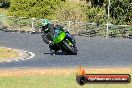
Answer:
41, 19, 51, 32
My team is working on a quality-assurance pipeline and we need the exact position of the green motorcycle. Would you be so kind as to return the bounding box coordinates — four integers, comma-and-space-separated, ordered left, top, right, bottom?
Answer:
53, 28, 77, 55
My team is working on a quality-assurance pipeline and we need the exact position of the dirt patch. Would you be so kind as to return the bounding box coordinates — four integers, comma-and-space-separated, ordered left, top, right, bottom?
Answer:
0, 47, 33, 63
0, 47, 19, 60
0, 67, 131, 77
85, 67, 132, 74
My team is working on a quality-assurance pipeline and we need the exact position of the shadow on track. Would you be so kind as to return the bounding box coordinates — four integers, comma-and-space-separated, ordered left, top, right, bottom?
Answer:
44, 52, 75, 55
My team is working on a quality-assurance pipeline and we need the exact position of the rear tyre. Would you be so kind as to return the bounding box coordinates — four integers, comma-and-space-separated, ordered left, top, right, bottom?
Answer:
63, 41, 77, 55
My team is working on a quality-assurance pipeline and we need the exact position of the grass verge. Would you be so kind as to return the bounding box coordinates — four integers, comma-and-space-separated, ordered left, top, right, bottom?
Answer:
13, 26, 32, 32
0, 68, 131, 88
0, 47, 19, 60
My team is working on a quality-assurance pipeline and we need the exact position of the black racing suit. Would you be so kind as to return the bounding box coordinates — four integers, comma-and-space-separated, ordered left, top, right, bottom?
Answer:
41, 24, 63, 51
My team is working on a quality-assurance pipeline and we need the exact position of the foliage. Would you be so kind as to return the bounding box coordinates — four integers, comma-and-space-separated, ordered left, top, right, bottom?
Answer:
85, 6, 106, 24
0, 0, 10, 8
8, 0, 88, 22
91, 0, 104, 7
8, 0, 63, 19
55, 1, 87, 22
0, 0, 6, 3
86, 0, 104, 7
108, 0, 132, 25
5, 0, 132, 25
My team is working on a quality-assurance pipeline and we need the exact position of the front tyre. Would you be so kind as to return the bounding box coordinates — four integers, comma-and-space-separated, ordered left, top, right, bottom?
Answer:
63, 41, 77, 55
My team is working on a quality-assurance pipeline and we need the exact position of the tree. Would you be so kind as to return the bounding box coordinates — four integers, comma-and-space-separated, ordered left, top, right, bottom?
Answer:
86, 0, 104, 7
109, 0, 132, 24
0, 0, 10, 8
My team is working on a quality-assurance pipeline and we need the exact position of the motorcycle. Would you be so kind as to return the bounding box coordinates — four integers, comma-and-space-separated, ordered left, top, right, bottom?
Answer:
52, 28, 77, 55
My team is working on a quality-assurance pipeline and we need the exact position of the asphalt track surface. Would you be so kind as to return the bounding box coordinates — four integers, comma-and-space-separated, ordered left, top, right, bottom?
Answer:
0, 31, 132, 68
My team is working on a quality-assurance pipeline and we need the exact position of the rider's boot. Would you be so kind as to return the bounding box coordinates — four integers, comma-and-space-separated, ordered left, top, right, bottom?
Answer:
50, 49, 54, 55
50, 49, 57, 55
53, 50, 57, 55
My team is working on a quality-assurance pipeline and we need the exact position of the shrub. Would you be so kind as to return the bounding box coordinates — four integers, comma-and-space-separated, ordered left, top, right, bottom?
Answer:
8, 0, 62, 19
55, 1, 87, 22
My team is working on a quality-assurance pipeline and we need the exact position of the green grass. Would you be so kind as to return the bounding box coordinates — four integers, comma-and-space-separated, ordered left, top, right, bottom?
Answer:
0, 74, 131, 88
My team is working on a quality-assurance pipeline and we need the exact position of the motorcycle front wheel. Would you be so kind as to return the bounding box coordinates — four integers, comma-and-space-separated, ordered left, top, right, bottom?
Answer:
63, 41, 77, 55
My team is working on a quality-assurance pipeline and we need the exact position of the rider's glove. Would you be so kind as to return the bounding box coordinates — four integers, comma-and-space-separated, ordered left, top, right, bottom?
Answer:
49, 41, 54, 45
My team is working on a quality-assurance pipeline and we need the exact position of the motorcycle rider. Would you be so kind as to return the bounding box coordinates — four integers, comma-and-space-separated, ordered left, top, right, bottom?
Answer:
41, 19, 76, 55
